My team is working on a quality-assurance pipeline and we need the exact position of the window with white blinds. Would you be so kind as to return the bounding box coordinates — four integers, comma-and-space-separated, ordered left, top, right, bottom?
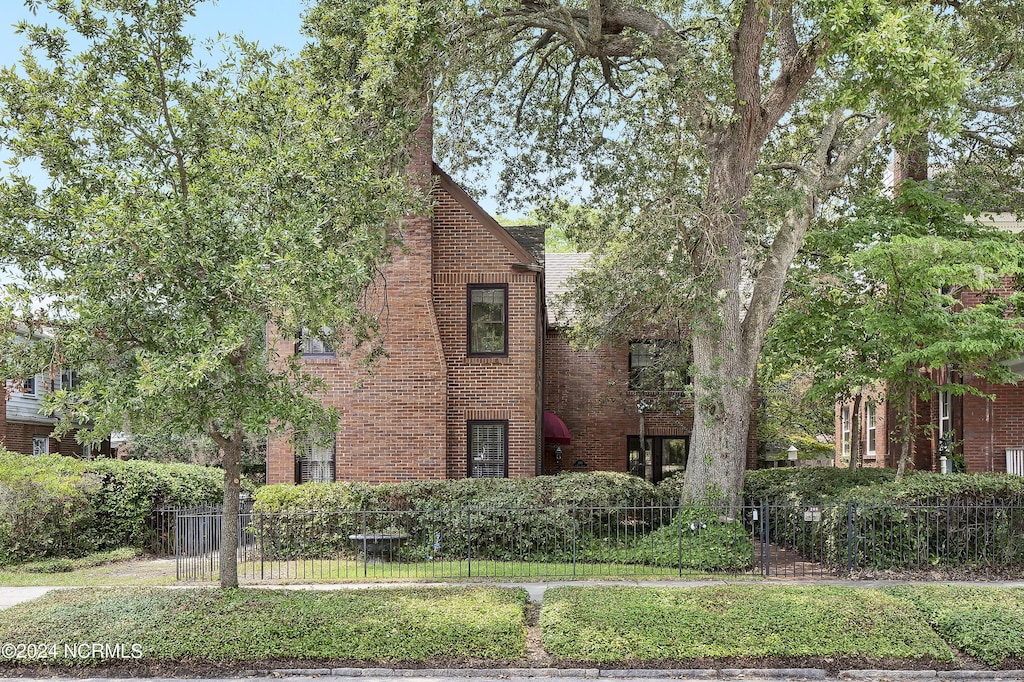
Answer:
298, 434, 335, 483
468, 421, 508, 478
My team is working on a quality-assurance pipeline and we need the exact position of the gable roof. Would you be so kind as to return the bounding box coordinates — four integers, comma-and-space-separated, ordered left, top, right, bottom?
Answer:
432, 164, 537, 265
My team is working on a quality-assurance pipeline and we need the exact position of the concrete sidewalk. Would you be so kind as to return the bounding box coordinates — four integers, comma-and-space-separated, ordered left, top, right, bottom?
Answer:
6, 578, 1024, 609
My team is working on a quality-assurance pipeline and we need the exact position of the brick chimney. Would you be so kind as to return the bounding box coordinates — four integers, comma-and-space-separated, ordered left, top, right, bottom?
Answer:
327, 108, 449, 482
893, 136, 928, 186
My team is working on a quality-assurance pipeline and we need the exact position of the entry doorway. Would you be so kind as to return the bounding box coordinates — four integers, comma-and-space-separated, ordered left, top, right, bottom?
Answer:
627, 435, 689, 483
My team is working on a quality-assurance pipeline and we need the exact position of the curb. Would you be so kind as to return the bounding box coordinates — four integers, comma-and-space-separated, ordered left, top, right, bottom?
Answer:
238, 668, 1024, 680
246, 668, 837, 679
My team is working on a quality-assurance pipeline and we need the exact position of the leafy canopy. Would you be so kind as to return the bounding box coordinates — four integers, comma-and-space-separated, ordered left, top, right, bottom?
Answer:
0, 0, 416, 447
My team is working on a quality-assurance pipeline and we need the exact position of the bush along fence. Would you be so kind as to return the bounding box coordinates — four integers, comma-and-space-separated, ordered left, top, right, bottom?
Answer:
153, 496, 1024, 582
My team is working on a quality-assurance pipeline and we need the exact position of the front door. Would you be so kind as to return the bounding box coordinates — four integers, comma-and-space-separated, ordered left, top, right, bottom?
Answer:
627, 436, 689, 483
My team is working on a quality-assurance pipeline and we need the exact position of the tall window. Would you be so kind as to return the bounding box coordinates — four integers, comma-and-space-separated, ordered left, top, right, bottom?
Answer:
939, 389, 953, 439
628, 341, 688, 391
468, 285, 508, 356
296, 433, 335, 483
840, 405, 851, 458
61, 368, 78, 390
296, 328, 335, 357
468, 421, 508, 477
865, 405, 877, 456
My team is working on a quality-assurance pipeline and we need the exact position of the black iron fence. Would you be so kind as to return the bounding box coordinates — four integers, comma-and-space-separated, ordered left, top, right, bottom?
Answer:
156, 499, 1024, 582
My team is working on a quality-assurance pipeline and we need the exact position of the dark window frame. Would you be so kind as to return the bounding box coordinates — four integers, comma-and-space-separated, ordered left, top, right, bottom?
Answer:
467, 284, 509, 358
294, 432, 337, 483
627, 435, 689, 483
628, 340, 689, 391
467, 420, 509, 478
295, 327, 336, 358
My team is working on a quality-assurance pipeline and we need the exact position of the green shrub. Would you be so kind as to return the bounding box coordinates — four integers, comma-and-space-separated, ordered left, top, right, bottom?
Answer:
541, 585, 954, 663
85, 458, 223, 549
742, 467, 896, 504
250, 474, 752, 569
744, 470, 1024, 571
579, 506, 754, 571
886, 586, 1024, 665
0, 587, 528, 663
0, 449, 100, 565
0, 449, 222, 565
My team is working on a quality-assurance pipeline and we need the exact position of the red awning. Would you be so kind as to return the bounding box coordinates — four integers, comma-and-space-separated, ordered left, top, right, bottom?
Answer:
543, 411, 571, 445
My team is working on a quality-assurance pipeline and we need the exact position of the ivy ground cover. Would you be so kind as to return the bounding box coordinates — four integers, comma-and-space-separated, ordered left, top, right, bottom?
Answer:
0, 586, 527, 665
541, 585, 955, 664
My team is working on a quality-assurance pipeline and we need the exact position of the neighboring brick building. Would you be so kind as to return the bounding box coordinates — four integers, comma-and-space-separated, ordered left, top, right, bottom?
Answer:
835, 213, 1024, 474
2, 370, 109, 459
265, 120, 759, 485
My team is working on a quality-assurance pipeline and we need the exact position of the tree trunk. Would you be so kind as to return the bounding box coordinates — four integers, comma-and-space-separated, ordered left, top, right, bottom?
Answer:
894, 386, 914, 482
848, 392, 862, 470
218, 435, 243, 589
681, 258, 751, 509
682, 341, 752, 510
639, 410, 651, 482
680, 159, 757, 508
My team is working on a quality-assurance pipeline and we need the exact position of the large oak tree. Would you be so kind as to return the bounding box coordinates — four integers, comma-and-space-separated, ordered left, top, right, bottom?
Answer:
313, 0, 989, 500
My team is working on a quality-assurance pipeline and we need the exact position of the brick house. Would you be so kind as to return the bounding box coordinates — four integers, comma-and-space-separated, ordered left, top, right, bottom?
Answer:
835, 212, 1024, 474
2, 358, 110, 459
265, 119, 758, 485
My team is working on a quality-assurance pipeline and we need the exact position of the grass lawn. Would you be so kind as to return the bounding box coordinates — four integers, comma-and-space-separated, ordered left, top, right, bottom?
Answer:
886, 586, 1024, 666
235, 558, 751, 583
0, 586, 527, 665
541, 585, 955, 664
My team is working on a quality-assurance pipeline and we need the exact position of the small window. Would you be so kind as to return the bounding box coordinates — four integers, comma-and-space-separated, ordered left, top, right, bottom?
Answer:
32, 436, 48, 456
938, 389, 953, 439
82, 443, 93, 461
468, 285, 508, 356
468, 421, 508, 477
61, 369, 78, 390
865, 405, 877, 456
296, 433, 335, 483
840, 405, 851, 458
628, 341, 688, 391
19, 376, 36, 395
296, 328, 335, 357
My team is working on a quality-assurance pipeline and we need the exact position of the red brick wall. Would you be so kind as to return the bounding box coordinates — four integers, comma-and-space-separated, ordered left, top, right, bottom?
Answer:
266, 117, 448, 484
542, 330, 758, 477
0, 389, 6, 447
962, 379, 1024, 473
1, 420, 108, 458
432, 187, 540, 479
265, 117, 543, 484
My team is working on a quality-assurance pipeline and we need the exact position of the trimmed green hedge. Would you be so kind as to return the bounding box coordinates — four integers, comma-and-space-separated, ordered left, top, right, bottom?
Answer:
743, 469, 1024, 571
0, 448, 222, 565
743, 467, 896, 505
251, 474, 751, 570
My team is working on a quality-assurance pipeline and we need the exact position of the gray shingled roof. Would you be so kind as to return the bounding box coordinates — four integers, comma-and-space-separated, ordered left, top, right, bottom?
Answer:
504, 225, 546, 268
545, 252, 591, 327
